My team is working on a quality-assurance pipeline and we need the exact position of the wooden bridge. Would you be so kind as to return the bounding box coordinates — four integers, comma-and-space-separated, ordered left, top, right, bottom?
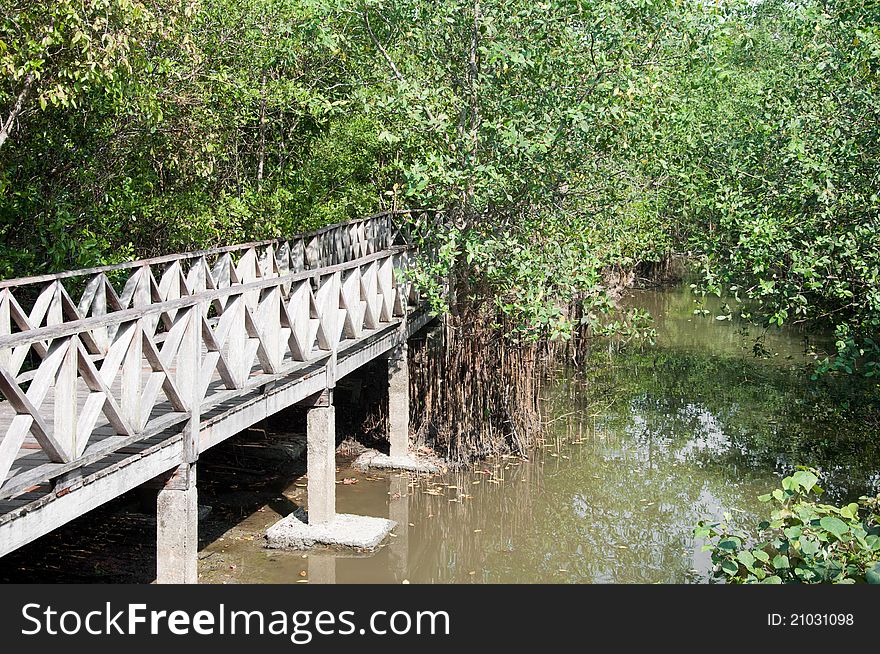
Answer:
0, 211, 432, 581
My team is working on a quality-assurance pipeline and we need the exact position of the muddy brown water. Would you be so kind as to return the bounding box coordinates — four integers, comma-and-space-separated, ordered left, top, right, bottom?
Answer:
2, 285, 878, 583
198, 286, 880, 584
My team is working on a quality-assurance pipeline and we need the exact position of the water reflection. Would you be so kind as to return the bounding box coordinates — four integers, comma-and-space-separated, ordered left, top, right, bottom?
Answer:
200, 286, 880, 584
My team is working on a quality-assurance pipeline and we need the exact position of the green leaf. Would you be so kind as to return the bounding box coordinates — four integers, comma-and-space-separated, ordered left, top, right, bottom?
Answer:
791, 470, 818, 491
819, 516, 849, 539
867, 562, 880, 585
762, 575, 782, 584
772, 555, 790, 570
721, 560, 739, 576
839, 503, 859, 520
737, 550, 756, 568
799, 537, 820, 556
753, 550, 770, 563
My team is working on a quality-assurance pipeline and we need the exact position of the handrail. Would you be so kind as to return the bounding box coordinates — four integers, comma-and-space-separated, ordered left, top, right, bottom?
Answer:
0, 209, 430, 289
0, 246, 408, 350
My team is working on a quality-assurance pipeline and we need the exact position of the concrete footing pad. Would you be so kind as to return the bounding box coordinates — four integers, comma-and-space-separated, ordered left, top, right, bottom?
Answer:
266, 513, 396, 551
352, 450, 441, 474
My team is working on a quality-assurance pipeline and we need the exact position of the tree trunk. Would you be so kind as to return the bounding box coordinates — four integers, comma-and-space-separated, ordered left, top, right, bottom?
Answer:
0, 73, 35, 151
257, 73, 267, 190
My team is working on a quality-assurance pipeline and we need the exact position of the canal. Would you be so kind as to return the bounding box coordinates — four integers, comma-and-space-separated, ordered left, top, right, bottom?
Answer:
196, 285, 880, 584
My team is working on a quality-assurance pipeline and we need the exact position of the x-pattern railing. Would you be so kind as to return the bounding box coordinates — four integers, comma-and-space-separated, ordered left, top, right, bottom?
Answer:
0, 212, 421, 490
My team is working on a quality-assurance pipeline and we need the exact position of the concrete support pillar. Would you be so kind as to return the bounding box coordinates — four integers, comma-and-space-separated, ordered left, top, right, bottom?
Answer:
156, 463, 198, 584
307, 402, 336, 525
268, 387, 395, 551
387, 342, 410, 459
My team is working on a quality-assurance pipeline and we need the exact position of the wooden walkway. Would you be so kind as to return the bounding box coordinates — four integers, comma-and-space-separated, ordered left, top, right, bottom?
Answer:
0, 212, 430, 559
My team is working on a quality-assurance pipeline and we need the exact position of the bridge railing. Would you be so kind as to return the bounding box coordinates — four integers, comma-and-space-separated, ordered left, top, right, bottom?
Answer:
0, 211, 424, 492
0, 212, 404, 367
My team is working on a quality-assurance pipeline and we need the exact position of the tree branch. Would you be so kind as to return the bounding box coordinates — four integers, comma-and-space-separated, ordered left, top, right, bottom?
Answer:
363, 9, 404, 83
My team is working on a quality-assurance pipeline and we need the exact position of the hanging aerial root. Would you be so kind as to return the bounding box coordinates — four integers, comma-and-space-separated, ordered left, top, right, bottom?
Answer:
408, 313, 548, 463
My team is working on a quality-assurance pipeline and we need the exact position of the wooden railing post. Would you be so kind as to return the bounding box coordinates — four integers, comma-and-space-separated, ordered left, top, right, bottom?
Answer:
180, 302, 202, 464
0, 290, 9, 370
54, 336, 78, 460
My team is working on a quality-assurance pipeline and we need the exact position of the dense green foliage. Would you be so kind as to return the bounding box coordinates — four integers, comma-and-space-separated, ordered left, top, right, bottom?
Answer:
2, 0, 879, 361
0, 0, 395, 275
696, 469, 880, 583
661, 0, 880, 373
